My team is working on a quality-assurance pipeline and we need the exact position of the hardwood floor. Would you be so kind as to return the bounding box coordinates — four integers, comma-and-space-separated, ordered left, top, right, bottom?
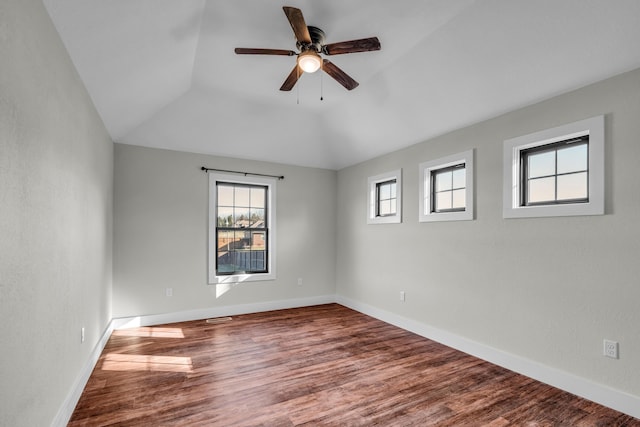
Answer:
70, 304, 639, 426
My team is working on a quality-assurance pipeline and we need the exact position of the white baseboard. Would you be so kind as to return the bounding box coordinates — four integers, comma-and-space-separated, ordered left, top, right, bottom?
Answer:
335, 295, 640, 420
51, 319, 116, 427
111, 294, 336, 329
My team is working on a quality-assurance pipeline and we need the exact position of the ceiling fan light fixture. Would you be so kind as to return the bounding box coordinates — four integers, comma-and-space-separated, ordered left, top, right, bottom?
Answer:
297, 51, 322, 73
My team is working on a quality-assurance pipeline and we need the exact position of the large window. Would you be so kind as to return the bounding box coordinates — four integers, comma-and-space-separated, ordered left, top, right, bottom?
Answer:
419, 150, 474, 222
367, 169, 402, 224
503, 115, 604, 218
208, 173, 276, 284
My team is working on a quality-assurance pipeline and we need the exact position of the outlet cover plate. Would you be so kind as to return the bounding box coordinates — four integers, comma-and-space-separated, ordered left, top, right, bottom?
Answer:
604, 339, 618, 359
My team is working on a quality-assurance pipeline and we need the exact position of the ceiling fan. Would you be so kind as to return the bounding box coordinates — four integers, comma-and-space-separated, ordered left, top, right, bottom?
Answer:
234, 6, 381, 91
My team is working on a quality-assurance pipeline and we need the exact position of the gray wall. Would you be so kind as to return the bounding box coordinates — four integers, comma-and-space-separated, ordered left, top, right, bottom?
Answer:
113, 144, 336, 318
0, 0, 113, 426
336, 68, 640, 397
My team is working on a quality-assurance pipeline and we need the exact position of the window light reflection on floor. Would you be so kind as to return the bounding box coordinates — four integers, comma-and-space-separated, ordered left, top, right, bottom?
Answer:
101, 353, 193, 373
112, 327, 185, 338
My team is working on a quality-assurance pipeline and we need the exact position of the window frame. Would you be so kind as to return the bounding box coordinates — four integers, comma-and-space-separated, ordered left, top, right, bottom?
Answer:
375, 179, 397, 217
367, 169, 402, 224
520, 136, 589, 207
208, 172, 277, 284
419, 150, 474, 222
503, 115, 604, 219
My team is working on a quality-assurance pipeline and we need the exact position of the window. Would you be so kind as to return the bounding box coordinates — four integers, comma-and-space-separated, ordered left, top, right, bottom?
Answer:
419, 150, 474, 222
208, 173, 276, 284
521, 136, 588, 206
503, 115, 604, 218
368, 169, 402, 224
376, 179, 397, 217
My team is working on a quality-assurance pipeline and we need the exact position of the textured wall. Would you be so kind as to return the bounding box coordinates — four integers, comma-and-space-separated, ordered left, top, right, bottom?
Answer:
0, 1, 113, 425
113, 144, 336, 318
336, 68, 640, 397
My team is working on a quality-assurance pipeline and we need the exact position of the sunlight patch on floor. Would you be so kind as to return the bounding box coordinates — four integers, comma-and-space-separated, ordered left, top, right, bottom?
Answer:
101, 353, 193, 373
112, 327, 185, 338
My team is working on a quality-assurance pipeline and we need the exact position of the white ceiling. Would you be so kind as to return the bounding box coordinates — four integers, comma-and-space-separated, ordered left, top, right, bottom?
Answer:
43, 0, 640, 170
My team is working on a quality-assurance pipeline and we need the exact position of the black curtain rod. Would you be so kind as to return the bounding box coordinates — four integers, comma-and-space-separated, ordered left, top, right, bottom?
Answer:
201, 167, 284, 180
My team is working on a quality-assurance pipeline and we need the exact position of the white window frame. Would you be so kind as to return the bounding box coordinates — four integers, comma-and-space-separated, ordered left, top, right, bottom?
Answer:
208, 172, 276, 284
503, 115, 604, 219
367, 169, 402, 224
419, 150, 474, 222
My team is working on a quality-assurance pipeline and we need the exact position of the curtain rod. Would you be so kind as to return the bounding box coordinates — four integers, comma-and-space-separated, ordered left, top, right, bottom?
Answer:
201, 167, 284, 180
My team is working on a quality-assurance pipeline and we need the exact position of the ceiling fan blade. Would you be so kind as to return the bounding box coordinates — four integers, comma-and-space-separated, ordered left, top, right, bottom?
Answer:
235, 48, 296, 56
323, 37, 381, 56
280, 65, 301, 91
283, 6, 311, 44
322, 59, 359, 91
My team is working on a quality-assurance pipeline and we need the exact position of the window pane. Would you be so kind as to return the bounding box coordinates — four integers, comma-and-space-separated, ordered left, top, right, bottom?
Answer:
528, 151, 555, 178
234, 209, 251, 228
389, 182, 397, 199
250, 251, 265, 271
378, 182, 391, 200
452, 189, 466, 209
436, 191, 452, 210
234, 251, 250, 272
250, 187, 265, 208
557, 172, 588, 200
217, 230, 236, 273
217, 184, 234, 206
528, 177, 555, 203
250, 231, 266, 250
235, 186, 250, 207
217, 230, 235, 251
557, 144, 588, 174
250, 208, 265, 227
379, 200, 392, 216
435, 171, 452, 191
217, 207, 234, 227
452, 168, 466, 189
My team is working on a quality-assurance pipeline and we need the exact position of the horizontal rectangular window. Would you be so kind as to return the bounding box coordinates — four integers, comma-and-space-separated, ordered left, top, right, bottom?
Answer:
503, 115, 604, 218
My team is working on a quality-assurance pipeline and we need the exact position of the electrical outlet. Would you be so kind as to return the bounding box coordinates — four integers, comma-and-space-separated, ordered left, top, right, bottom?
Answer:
297, 278, 303, 286
81, 327, 85, 343
603, 339, 618, 359
166, 287, 173, 297
400, 291, 405, 302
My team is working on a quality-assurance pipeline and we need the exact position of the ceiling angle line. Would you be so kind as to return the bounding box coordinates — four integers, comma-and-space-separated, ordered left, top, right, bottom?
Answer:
200, 166, 284, 180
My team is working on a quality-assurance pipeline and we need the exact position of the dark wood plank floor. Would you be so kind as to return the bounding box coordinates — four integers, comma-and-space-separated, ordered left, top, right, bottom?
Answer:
70, 304, 639, 426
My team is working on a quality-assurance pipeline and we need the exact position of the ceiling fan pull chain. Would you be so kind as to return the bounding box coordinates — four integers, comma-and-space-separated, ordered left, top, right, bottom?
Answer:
320, 66, 324, 101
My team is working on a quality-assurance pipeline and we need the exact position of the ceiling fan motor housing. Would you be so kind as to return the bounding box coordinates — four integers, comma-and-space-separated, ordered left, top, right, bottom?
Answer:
297, 26, 326, 53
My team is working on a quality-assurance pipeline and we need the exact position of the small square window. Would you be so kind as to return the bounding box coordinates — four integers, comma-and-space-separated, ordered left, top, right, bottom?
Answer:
521, 137, 589, 206
419, 150, 474, 222
503, 115, 604, 218
432, 165, 466, 212
368, 170, 402, 224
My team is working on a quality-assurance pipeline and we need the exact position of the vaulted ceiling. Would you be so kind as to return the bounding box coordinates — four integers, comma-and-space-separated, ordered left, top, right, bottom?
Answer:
43, 0, 640, 170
